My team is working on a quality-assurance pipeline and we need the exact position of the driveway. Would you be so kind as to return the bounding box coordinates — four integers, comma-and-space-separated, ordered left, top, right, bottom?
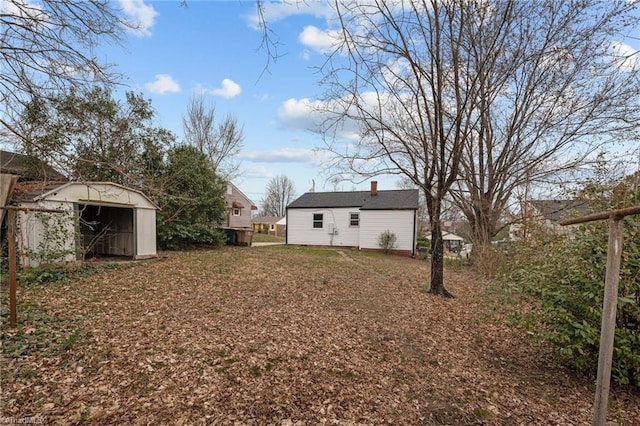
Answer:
251, 242, 285, 247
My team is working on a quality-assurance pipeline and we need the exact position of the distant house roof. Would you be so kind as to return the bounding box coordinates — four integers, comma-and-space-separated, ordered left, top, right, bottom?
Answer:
0, 150, 67, 181
424, 231, 464, 241
288, 189, 419, 210
252, 216, 283, 225
530, 199, 591, 223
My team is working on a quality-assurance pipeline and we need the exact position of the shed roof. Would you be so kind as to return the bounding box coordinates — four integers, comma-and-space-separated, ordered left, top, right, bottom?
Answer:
288, 189, 419, 210
12, 181, 159, 209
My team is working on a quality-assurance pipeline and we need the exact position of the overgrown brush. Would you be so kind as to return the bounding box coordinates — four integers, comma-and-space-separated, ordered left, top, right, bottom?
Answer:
506, 220, 640, 387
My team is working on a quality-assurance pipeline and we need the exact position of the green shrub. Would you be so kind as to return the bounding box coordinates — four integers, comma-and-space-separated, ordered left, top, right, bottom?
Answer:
377, 230, 397, 253
507, 218, 640, 387
156, 145, 228, 250
417, 236, 429, 248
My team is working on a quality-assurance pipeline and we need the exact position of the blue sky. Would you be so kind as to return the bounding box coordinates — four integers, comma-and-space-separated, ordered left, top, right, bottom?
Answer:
103, 0, 640, 209
4, 1, 634, 208
103, 0, 360, 207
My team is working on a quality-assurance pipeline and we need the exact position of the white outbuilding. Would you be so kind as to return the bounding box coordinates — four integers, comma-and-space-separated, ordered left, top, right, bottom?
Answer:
12, 181, 158, 267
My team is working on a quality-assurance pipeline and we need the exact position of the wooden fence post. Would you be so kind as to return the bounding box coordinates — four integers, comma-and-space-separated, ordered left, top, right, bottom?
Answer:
7, 208, 17, 324
2, 206, 66, 325
592, 217, 623, 426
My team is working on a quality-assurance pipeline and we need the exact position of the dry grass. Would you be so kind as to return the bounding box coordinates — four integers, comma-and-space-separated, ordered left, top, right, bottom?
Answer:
1, 246, 639, 425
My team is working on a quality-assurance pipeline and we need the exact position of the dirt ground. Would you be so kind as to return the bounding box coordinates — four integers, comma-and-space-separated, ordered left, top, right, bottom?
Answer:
1, 246, 639, 425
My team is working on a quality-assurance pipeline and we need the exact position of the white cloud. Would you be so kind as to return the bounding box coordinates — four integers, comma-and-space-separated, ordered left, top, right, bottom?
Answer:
211, 79, 242, 99
277, 97, 361, 140
245, 1, 334, 29
242, 165, 275, 179
144, 74, 180, 94
0, 0, 45, 19
299, 25, 339, 53
119, 0, 158, 37
299, 50, 311, 61
277, 97, 326, 131
238, 148, 319, 164
611, 41, 638, 71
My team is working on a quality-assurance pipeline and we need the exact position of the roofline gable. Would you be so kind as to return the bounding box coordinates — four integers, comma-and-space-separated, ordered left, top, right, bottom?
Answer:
31, 181, 159, 209
225, 181, 257, 210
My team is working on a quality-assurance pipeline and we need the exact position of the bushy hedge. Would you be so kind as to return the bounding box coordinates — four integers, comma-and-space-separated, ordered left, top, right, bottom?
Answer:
508, 219, 640, 387
156, 145, 228, 250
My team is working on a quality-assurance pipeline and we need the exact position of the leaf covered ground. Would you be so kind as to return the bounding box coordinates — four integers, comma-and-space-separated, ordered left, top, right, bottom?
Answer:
1, 246, 639, 425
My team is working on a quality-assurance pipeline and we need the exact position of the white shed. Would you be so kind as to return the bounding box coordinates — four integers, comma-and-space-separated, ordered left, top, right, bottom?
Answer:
13, 181, 158, 267
286, 182, 419, 256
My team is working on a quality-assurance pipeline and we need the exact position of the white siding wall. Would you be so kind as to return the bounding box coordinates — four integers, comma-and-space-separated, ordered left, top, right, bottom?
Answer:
359, 210, 416, 252
287, 208, 361, 247
135, 208, 157, 259
17, 201, 76, 267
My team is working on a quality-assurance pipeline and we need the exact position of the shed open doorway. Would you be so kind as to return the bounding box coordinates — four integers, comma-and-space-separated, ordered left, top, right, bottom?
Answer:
77, 203, 135, 260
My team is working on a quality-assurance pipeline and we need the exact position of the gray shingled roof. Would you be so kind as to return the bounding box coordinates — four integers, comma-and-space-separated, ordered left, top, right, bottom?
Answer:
0, 150, 67, 181
287, 189, 419, 210
530, 199, 591, 222
252, 216, 283, 224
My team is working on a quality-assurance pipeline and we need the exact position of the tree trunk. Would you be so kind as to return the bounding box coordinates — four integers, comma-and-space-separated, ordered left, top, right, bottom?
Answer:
429, 221, 454, 298
470, 209, 493, 248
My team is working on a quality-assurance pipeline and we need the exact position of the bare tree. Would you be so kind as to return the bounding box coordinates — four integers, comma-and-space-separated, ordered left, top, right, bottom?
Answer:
445, 0, 640, 250
318, 0, 639, 295
260, 175, 297, 217
0, 0, 130, 144
321, 0, 487, 297
183, 94, 244, 180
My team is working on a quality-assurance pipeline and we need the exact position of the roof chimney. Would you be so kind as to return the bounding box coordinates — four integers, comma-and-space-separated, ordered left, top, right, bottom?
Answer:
371, 180, 378, 196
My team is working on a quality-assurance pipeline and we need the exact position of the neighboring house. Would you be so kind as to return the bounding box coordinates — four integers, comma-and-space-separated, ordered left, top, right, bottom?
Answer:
276, 216, 287, 237
223, 182, 257, 245
11, 181, 158, 267
1, 149, 67, 182
510, 199, 591, 239
1, 150, 69, 226
286, 181, 419, 256
424, 231, 465, 252
252, 216, 286, 237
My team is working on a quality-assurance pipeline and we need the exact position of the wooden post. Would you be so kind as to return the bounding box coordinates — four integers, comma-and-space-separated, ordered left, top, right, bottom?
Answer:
592, 217, 623, 426
559, 205, 640, 426
7, 208, 17, 325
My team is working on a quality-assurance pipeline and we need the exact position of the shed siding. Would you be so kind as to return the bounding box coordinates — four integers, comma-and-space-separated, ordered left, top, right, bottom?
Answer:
359, 210, 415, 251
16, 182, 158, 267
17, 201, 76, 267
287, 208, 360, 247
136, 208, 157, 258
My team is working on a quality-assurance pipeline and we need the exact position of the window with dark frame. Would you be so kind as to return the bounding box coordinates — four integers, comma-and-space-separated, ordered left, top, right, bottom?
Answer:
313, 213, 323, 229
233, 208, 241, 216
349, 212, 359, 227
